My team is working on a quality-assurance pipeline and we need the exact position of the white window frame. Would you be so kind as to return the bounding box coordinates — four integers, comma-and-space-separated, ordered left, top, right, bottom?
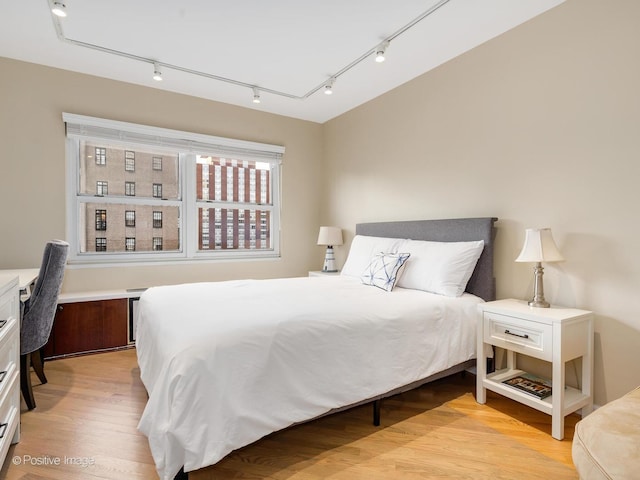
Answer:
64, 113, 284, 266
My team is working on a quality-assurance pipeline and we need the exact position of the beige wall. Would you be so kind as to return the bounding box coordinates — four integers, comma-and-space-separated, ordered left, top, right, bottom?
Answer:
323, 0, 640, 405
0, 57, 324, 290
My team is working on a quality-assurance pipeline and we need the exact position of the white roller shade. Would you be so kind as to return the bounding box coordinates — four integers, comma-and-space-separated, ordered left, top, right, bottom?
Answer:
63, 113, 284, 164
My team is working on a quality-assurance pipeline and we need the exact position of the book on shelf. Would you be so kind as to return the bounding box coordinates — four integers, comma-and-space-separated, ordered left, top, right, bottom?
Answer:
502, 373, 552, 399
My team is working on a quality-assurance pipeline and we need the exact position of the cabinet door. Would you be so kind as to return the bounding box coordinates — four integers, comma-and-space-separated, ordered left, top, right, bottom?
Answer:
43, 299, 128, 357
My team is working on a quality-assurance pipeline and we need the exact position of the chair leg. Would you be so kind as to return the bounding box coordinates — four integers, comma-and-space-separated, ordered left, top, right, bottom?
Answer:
31, 348, 47, 385
20, 353, 37, 410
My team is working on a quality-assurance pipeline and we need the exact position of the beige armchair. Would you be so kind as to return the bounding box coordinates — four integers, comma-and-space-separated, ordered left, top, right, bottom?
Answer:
572, 386, 640, 479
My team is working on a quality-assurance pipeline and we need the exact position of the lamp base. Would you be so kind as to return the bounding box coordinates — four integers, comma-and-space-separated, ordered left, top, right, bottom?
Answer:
528, 299, 550, 308
322, 246, 338, 272
528, 262, 550, 308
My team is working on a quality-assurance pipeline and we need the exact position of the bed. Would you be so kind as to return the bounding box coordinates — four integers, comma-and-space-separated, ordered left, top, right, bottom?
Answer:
136, 217, 497, 480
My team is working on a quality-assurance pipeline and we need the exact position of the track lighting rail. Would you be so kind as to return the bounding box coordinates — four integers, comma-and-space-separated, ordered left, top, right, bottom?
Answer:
48, 0, 451, 102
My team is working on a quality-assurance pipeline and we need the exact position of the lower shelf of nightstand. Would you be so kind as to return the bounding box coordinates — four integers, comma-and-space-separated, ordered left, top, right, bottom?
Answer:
483, 368, 590, 416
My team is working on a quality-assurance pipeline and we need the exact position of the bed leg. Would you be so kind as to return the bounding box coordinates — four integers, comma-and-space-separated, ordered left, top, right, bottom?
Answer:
373, 399, 381, 426
174, 467, 188, 480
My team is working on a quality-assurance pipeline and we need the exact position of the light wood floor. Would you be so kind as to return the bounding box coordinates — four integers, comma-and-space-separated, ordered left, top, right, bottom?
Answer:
2, 349, 579, 479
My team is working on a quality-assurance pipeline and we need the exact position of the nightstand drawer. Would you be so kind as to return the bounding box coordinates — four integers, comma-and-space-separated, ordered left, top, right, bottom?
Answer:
483, 312, 552, 361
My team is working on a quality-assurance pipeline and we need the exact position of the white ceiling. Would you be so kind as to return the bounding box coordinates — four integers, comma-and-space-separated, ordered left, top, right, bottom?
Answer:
0, 0, 564, 123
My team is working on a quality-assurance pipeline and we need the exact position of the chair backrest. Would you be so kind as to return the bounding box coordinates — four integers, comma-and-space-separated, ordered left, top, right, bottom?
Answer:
21, 240, 69, 355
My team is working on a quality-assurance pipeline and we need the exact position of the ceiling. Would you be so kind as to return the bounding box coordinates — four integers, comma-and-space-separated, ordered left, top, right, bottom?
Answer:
0, 0, 564, 123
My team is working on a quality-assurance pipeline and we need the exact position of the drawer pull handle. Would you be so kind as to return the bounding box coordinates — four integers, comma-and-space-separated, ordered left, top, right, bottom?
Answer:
0, 371, 5, 383
0, 423, 7, 439
505, 329, 529, 339
0, 320, 6, 329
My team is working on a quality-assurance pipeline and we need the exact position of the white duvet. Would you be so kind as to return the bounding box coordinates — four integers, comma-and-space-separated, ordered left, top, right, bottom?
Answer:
136, 275, 483, 480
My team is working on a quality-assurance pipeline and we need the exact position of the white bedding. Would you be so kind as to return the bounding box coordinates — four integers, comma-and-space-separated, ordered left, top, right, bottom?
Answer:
136, 275, 483, 480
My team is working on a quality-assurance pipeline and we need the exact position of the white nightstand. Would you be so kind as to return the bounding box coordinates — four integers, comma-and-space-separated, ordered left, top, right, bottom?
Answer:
476, 299, 593, 440
308, 271, 340, 277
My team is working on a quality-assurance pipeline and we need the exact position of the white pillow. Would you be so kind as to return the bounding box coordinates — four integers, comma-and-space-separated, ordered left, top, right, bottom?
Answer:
361, 252, 411, 292
341, 235, 406, 277
396, 239, 485, 297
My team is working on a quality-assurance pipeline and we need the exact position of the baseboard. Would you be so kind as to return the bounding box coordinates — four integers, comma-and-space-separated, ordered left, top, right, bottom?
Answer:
44, 344, 135, 361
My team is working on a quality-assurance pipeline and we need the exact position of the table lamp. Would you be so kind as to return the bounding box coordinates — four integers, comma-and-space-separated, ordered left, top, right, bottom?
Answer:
515, 228, 564, 308
317, 226, 343, 272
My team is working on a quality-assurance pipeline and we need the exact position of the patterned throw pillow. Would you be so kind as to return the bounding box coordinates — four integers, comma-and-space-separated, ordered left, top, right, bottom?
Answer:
341, 235, 406, 277
361, 252, 411, 292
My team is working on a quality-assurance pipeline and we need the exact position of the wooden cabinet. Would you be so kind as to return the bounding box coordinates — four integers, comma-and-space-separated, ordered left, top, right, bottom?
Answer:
43, 298, 128, 358
0, 275, 20, 467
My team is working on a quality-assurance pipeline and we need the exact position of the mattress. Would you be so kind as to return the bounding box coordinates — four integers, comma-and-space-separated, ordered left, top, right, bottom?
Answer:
136, 275, 483, 480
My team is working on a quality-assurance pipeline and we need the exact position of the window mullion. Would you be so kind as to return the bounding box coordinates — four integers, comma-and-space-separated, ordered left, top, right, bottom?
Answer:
66, 138, 81, 257
77, 195, 182, 208
195, 200, 274, 210
184, 153, 196, 258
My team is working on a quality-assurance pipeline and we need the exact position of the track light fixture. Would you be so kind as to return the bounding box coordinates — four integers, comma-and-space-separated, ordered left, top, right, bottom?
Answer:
324, 78, 335, 95
375, 41, 390, 63
152, 63, 163, 82
252, 87, 261, 104
51, 1, 67, 17
47, 0, 452, 102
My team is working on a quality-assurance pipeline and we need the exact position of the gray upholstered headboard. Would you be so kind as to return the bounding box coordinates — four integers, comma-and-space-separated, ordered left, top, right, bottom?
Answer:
355, 217, 498, 301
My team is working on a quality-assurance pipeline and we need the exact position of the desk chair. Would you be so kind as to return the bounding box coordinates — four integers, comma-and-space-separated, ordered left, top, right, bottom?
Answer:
20, 240, 69, 410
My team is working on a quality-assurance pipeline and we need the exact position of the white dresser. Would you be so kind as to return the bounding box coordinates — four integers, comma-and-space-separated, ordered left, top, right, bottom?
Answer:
0, 275, 20, 467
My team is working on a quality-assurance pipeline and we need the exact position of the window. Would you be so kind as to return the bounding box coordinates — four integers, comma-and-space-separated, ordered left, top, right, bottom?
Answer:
95, 147, 106, 165
96, 238, 107, 252
125, 181, 136, 196
125, 151, 135, 172
196, 157, 275, 250
95, 209, 107, 231
64, 113, 283, 264
96, 181, 108, 196
125, 210, 136, 227
153, 211, 162, 228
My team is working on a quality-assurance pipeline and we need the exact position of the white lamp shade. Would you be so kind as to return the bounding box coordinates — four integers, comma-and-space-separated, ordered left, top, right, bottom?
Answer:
515, 228, 564, 263
317, 226, 343, 246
